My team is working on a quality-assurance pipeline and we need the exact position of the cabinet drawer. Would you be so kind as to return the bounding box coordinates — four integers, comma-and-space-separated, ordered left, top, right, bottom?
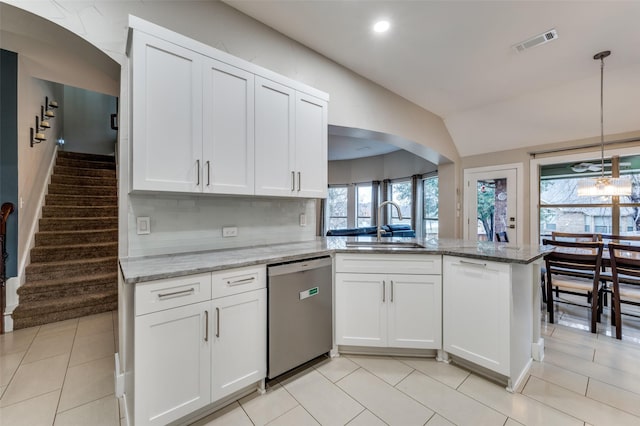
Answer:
212, 265, 266, 299
335, 254, 441, 275
135, 273, 212, 316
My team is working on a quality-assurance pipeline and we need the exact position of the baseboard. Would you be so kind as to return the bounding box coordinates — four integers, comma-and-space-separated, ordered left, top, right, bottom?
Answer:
3, 304, 15, 332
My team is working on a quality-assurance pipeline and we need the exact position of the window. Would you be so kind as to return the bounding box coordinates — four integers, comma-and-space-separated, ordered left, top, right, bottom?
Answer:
327, 186, 348, 230
390, 180, 412, 225
356, 184, 372, 227
423, 176, 438, 238
539, 154, 640, 242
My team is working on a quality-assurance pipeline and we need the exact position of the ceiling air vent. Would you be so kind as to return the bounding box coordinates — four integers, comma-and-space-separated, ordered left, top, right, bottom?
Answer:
513, 29, 558, 53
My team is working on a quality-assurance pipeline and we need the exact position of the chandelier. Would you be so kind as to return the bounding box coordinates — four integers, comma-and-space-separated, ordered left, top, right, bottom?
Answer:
576, 50, 631, 197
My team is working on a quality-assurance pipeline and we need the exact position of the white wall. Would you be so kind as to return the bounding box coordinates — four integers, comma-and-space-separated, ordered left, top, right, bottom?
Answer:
329, 150, 437, 185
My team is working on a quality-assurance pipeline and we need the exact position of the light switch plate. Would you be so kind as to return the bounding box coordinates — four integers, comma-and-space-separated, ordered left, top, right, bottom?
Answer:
222, 226, 238, 237
137, 217, 150, 235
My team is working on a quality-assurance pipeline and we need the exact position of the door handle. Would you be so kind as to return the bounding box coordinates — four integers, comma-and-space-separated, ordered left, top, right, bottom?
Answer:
382, 280, 386, 302
206, 160, 211, 186
509, 224, 515, 229
196, 159, 200, 186
215, 307, 220, 338
204, 310, 209, 342
391, 280, 394, 302
297, 171, 301, 191
291, 171, 295, 191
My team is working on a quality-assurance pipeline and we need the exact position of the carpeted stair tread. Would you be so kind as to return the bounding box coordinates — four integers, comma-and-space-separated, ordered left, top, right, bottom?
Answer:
19, 272, 117, 292
56, 157, 116, 170
53, 165, 116, 178
42, 205, 117, 218
46, 194, 118, 207
26, 256, 117, 281
30, 242, 117, 262
35, 228, 118, 246
39, 217, 118, 231
12, 293, 118, 329
51, 175, 117, 187
47, 183, 117, 196
57, 151, 115, 162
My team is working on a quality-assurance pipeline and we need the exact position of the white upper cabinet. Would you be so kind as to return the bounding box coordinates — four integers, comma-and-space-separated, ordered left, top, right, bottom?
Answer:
254, 77, 296, 197
131, 32, 203, 192
295, 92, 328, 198
202, 59, 255, 195
129, 18, 329, 198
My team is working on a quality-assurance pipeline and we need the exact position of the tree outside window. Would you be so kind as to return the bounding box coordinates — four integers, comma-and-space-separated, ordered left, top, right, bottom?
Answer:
423, 176, 438, 238
327, 186, 348, 229
356, 185, 372, 227
390, 181, 412, 225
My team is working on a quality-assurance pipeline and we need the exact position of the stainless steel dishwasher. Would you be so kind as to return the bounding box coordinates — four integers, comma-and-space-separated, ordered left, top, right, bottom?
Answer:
267, 256, 332, 379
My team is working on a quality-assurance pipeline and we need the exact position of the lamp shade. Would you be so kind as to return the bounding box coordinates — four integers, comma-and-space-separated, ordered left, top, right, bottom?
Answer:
576, 176, 632, 197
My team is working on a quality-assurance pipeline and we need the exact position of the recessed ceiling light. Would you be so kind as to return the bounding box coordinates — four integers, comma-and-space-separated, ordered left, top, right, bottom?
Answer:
373, 20, 390, 33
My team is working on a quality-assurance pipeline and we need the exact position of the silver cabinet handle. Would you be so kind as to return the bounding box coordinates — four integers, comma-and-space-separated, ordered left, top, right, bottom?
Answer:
391, 280, 394, 302
196, 159, 200, 186
459, 260, 487, 268
291, 171, 295, 191
215, 307, 220, 338
204, 310, 209, 342
227, 277, 255, 286
157, 288, 195, 300
206, 160, 211, 186
297, 171, 301, 191
382, 280, 386, 302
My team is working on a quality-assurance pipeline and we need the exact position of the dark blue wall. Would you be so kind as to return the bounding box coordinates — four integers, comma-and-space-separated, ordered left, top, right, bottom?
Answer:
1, 49, 18, 277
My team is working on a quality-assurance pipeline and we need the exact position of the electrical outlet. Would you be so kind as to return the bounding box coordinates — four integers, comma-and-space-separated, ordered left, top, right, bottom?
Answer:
222, 226, 238, 237
299, 213, 307, 226
136, 217, 150, 235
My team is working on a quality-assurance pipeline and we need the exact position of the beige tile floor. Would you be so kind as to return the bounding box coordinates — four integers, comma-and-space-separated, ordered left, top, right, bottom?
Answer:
3, 302, 640, 426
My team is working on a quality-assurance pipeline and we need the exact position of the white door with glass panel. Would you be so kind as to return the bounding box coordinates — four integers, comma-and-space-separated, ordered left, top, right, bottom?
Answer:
464, 167, 519, 244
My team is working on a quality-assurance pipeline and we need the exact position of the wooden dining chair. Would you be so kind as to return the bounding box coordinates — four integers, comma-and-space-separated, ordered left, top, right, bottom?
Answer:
495, 231, 509, 242
607, 243, 640, 339
542, 239, 604, 333
551, 232, 602, 243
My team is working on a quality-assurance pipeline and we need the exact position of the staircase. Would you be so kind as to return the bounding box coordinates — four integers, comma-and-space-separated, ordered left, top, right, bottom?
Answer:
12, 151, 118, 329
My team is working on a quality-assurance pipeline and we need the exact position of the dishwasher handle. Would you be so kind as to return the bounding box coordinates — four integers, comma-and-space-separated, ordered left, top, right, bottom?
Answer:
268, 256, 332, 277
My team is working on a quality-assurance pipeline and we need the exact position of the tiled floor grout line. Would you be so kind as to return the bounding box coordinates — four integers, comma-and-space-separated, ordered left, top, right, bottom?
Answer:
51, 320, 78, 425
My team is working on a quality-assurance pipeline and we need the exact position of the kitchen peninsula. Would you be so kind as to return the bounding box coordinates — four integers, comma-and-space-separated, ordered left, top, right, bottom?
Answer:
119, 237, 547, 426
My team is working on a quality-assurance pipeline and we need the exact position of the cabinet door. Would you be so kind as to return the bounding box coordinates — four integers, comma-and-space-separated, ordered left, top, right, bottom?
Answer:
387, 274, 442, 349
295, 92, 328, 198
202, 59, 254, 195
135, 301, 210, 426
254, 77, 295, 196
335, 273, 386, 347
131, 31, 203, 192
443, 256, 511, 375
212, 289, 266, 401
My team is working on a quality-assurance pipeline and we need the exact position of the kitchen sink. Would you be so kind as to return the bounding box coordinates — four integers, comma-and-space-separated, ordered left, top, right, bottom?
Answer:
345, 241, 425, 249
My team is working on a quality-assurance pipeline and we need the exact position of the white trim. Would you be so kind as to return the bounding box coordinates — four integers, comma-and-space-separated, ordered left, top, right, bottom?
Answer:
463, 162, 524, 244
529, 145, 640, 247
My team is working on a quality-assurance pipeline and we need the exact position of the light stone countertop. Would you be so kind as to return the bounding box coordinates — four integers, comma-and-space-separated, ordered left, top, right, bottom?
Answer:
119, 236, 549, 284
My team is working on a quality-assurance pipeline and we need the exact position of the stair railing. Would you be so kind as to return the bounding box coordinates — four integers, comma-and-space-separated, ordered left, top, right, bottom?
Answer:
1, 202, 15, 334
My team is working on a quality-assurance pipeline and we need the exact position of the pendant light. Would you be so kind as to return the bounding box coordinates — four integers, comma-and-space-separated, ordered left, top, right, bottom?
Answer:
577, 50, 631, 197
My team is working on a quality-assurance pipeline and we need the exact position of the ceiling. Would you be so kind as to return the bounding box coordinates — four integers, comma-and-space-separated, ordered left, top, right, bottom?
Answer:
224, 1, 640, 157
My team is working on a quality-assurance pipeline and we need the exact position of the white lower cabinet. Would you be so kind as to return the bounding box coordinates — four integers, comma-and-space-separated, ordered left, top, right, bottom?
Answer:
335, 254, 442, 350
133, 266, 266, 426
211, 288, 266, 401
135, 301, 211, 426
443, 256, 511, 375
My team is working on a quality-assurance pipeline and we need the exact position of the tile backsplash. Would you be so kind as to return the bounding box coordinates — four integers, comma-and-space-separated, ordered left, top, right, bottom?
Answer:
128, 193, 317, 257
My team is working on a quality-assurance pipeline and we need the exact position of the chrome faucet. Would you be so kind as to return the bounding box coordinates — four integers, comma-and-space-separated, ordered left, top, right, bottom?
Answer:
377, 201, 403, 241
